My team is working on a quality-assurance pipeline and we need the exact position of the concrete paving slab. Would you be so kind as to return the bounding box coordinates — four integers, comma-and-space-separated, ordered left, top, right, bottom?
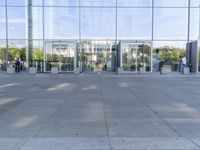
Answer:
0, 138, 28, 150
36, 119, 107, 137
20, 137, 110, 150
110, 137, 199, 149
107, 119, 178, 137
164, 119, 200, 138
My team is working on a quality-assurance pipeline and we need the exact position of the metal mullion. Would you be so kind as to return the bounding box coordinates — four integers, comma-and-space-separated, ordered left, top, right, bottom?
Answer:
151, 0, 154, 72
5, 0, 8, 65
188, 0, 191, 43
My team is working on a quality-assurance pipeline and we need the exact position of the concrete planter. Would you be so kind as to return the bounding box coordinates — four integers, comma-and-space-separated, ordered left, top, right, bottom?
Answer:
139, 67, 146, 74
51, 67, 59, 74
74, 67, 80, 75
7, 66, 15, 74
29, 67, 37, 74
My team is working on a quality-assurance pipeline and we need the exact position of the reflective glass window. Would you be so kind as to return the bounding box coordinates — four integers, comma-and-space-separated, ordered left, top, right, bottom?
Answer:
153, 41, 187, 71
7, 0, 27, 6
0, 40, 6, 71
117, 0, 152, 7
31, 7, 43, 39
0, 0, 5, 6
8, 7, 27, 39
8, 40, 27, 65
30, 0, 43, 6
154, 0, 188, 7
117, 8, 152, 40
0, 7, 6, 39
44, 7, 79, 39
198, 42, 200, 72
81, 0, 116, 6
81, 8, 116, 39
44, 0, 79, 6
28, 40, 44, 71
190, 8, 199, 40
154, 8, 188, 40
191, 0, 200, 7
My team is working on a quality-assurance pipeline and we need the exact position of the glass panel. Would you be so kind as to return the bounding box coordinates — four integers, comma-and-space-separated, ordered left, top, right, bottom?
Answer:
45, 42, 53, 71
81, 0, 116, 6
154, 8, 188, 40
122, 43, 137, 71
45, 7, 79, 39
0, 7, 6, 39
117, 0, 152, 7
28, 40, 44, 72
7, 0, 27, 6
117, 8, 152, 40
0, 0, 5, 6
121, 42, 151, 72
198, 41, 200, 71
153, 41, 187, 72
191, 0, 200, 7
190, 8, 199, 40
0, 40, 6, 71
154, 0, 188, 7
8, 40, 27, 71
137, 43, 151, 71
81, 8, 116, 39
44, 0, 79, 6
8, 7, 27, 39
31, 0, 43, 6
31, 7, 43, 39
60, 42, 75, 71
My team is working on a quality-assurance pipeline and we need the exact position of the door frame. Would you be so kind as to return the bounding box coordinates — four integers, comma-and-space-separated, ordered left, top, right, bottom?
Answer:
119, 40, 153, 73
44, 40, 77, 73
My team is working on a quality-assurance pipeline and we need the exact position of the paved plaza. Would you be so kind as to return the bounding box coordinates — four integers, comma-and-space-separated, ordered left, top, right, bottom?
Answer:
0, 73, 200, 150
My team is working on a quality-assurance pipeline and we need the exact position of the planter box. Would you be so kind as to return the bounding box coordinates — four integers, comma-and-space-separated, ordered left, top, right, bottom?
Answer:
29, 67, 37, 74
74, 67, 80, 75
51, 67, 59, 74
182, 67, 190, 74
7, 66, 15, 74
139, 67, 146, 74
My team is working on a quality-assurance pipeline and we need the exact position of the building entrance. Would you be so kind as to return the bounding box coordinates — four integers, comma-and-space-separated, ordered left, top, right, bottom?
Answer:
79, 40, 117, 72
44, 40, 76, 73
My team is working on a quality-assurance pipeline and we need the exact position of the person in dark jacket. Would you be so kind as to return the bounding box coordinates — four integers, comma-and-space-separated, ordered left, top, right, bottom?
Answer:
15, 56, 21, 73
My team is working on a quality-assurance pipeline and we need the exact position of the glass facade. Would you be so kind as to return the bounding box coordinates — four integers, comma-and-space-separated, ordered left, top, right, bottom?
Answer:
0, 0, 199, 73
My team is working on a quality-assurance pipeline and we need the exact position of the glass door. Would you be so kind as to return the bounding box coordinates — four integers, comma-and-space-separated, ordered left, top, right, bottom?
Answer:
121, 41, 151, 72
44, 41, 75, 72
79, 40, 114, 72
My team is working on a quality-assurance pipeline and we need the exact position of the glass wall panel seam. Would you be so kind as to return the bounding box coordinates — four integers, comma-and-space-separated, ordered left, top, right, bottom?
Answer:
5, 0, 8, 64
188, 0, 191, 42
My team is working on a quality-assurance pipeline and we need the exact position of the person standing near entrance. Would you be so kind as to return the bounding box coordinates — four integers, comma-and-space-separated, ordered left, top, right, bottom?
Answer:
181, 56, 187, 69
15, 56, 21, 73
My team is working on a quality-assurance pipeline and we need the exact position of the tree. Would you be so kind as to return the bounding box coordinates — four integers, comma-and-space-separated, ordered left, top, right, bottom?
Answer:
153, 46, 186, 63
